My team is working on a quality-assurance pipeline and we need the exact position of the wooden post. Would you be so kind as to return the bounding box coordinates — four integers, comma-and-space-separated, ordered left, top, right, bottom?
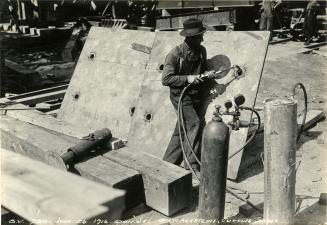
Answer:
264, 98, 297, 225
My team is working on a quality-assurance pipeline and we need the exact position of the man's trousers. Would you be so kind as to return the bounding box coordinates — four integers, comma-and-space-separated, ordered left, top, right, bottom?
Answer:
163, 91, 206, 170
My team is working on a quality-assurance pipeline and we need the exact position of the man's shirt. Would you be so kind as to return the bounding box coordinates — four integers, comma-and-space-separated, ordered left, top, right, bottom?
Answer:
162, 41, 207, 88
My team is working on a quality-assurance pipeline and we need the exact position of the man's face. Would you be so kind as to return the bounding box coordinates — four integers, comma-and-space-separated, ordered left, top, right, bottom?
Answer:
188, 34, 204, 48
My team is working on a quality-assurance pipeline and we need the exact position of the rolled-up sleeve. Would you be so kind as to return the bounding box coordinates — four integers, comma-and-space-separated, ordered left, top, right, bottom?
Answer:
162, 48, 188, 87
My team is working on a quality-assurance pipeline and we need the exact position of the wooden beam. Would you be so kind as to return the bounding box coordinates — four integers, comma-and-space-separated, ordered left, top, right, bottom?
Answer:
156, 10, 233, 30
13, 89, 66, 106
131, 43, 152, 54
248, 110, 325, 136
5, 59, 38, 76
1, 112, 192, 215
1, 104, 91, 139
6, 85, 68, 101
298, 110, 326, 131
35, 102, 62, 112
0, 115, 144, 209
104, 148, 192, 216
1, 149, 125, 224
0, 115, 77, 161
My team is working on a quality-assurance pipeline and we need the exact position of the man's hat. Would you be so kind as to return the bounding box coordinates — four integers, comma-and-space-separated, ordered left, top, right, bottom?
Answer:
180, 18, 207, 37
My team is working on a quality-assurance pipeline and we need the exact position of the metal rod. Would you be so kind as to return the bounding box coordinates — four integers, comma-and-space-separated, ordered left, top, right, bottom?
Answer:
264, 98, 297, 225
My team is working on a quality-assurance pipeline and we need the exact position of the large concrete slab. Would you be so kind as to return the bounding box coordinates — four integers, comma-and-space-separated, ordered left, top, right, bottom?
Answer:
58, 27, 155, 139
128, 31, 269, 179
59, 29, 269, 180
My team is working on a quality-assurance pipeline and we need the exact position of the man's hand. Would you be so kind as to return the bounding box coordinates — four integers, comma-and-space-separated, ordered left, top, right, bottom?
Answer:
210, 84, 226, 98
187, 75, 204, 84
215, 84, 226, 94
203, 70, 216, 78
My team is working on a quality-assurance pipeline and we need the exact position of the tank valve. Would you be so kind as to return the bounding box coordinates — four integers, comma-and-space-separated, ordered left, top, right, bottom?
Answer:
222, 94, 250, 130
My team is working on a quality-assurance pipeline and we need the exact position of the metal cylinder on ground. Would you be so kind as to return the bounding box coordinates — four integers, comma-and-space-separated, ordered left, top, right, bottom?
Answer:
264, 98, 297, 225
47, 128, 112, 170
199, 107, 230, 224
64, 128, 112, 165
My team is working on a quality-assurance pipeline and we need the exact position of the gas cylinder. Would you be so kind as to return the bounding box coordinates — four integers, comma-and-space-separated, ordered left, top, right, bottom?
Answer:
199, 105, 230, 223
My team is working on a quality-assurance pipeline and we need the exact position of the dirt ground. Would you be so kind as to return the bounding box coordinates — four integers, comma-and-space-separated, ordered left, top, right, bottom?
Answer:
117, 41, 327, 225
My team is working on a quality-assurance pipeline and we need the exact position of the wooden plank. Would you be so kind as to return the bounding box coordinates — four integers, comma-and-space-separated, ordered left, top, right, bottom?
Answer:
298, 110, 325, 131
36, 102, 62, 111
156, 1, 251, 9
0, 115, 77, 161
104, 148, 192, 216
1, 104, 91, 139
36, 27, 56, 37
5, 59, 38, 76
247, 110, 325, 135
46, 109, 59, 115
156, 10, 233, 30
304, 41, 327, 49
1, 149, 125, 224
0, 115, 145, 209
13, 89, 66, 105
131, 43, 152, 54
34, 102, 52, 110
6, 85, 68, 100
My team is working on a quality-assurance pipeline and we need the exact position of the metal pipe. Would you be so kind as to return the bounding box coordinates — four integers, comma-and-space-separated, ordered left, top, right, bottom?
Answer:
264, 98, 297, 225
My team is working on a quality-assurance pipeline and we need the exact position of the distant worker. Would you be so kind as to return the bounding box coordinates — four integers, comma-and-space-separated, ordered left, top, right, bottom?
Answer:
259, 0, 282, 39
161, 18, 219, 177
303, 0, 320, 45
7, 0, 20, 33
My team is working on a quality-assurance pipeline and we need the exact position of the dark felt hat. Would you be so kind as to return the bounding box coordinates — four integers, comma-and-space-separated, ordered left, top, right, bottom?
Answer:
180, 18, 207, 37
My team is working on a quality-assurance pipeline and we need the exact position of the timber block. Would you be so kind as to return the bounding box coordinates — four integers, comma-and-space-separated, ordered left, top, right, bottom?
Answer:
103, 148, 192, 216
0, 115, 145, 210
1, 150, 125, 223
0, 115, 76, 162
74, 156, 144, 209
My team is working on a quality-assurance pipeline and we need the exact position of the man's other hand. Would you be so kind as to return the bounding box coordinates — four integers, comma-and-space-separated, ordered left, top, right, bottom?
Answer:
210, 84, 226, 98
215, 84, 226, 94
187, 75, 204, 84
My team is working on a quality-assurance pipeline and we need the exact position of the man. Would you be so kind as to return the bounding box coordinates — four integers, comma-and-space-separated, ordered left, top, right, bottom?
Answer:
259, 0, 282, 39
161, 18, 216, 176
303, 0, 320, 45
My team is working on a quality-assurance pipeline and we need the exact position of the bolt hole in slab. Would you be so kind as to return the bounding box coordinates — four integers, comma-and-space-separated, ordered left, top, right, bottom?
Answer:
157, 63, 164, 72
144, 113, 153, 122
88, 52, 96, 60
130, 106, 136, 116
73, 92, 80, 100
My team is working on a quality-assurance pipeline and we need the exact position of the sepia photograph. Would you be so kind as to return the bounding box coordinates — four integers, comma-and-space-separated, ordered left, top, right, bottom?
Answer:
0, 0, 326, 224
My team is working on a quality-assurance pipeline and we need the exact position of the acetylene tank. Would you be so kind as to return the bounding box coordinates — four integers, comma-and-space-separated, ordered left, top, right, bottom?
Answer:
199, 106, 230, 223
